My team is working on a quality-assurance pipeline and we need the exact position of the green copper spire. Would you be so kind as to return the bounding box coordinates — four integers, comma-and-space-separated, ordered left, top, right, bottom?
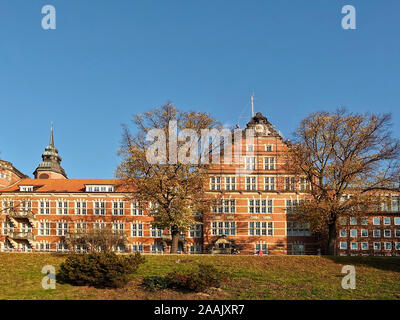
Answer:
33, 122, 67, 179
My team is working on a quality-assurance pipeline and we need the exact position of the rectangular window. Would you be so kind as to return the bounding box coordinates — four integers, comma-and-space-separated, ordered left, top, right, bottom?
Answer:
349, 217, 357, 225
373, 229, 381, 238
75, 222, 87, 232
249, 221, 273, 236
384, 242, 392, 250
265, 145, 273, 152
212, 199, 236, 214
384, 229, 391, 238
373, 217, 381, 225
189, 244, 202, 254
210, 177, 222, 191
340, 242, 348, 250
292, 244, 305, 255
350, 242, 358, 250
395, 242, 400, 250
284, 177, 296, 191
350, 229, 357, 237
57, 222, 68, 236
113, 202, 124, 215
93, 222, 106, 230
299, 178, 310, 191
339, 229, 347, 237
361, 218, 368, 225
131, 202, 143, 215
287, 222, 310, 236
94, 202, 105, 215
246, 145, 254, 152
75, 202, 87, 215
264, 177, 275, 191
57, 201, 68, 215
286, 199, 302, 214
392, 197, 400, 212
264, 157, 275, 170
211, 221, 236, 236
188, 225, 202, 238
19, 201, 32, 212
39, 201, 50, 215
361, 242, 369, 250
131, 244, 144, 253
245, 176, 257, 191
245, 157, 256, 170
340, 218, 347, 225
131, 223, 143, 237
384, 217, 391, 225
151, 243, 164, 254
361, 229, 368, 237
39, 222, 50, 236
150, 225, 162, 237
395, 229, 400, 238
373, 242, 381, 250
394, 217, 400, 225
225, 176, 236, 190
249, 199, 272, 214
255, 243, 268, 254
112, 223, 124, 234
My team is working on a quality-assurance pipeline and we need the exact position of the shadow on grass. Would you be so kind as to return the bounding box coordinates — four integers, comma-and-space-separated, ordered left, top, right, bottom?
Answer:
325, 256, 400, 273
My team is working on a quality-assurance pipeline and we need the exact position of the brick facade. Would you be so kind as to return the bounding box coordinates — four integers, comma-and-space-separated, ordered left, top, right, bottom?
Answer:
0, 115, 399, 255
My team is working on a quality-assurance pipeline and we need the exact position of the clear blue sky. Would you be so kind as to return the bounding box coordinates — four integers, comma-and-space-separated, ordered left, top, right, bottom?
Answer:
0, 0, 399, 178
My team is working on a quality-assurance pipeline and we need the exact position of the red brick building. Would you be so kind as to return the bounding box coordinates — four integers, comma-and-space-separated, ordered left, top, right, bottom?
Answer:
0, 115, 399, 255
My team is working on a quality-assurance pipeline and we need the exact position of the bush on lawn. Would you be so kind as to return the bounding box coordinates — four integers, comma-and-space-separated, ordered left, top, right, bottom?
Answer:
59, 251, 145, 288
142, 276, 172, 292
143, 263, 228, 292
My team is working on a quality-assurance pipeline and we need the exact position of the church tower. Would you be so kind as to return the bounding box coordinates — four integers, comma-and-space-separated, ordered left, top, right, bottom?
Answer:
33, 124, 67, 179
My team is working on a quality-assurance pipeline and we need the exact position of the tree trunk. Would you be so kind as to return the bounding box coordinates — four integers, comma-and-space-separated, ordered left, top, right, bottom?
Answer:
328, 223, 337, 256
170, 228, 180, 254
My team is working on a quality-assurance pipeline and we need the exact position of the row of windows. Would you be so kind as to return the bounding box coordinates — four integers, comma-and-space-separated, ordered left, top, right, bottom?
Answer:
2, 222, 202, 238
210, 176, 311, 191
1, 201, 144, 216
2, 242, 203, 254
244, 157, 276, 171
211, 199, 306, 214
245, 144, 274, 152
7, 241, 312, 255
340, 217, 400, 226
340, 195, 400, 212
340, 229, 400, 238
339, 241, 400, 251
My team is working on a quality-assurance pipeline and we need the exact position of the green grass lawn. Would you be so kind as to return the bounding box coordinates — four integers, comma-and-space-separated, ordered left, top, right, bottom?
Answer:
0, 253, 399, 300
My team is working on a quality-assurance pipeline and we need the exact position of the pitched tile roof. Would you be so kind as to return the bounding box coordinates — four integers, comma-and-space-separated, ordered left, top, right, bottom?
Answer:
0, 179, 131, 193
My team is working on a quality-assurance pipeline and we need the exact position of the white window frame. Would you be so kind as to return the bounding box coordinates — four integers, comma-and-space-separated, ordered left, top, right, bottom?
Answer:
264, 157, 275, 170
264, 176, 275, 191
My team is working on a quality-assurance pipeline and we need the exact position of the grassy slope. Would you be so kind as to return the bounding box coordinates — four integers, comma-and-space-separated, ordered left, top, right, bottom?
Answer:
0, 253, 399, 300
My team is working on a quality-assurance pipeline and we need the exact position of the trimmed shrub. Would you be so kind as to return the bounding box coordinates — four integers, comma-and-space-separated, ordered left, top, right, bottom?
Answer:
142, 263, 228, 293
59, 252, 145, 288
142, 276, 172, 292
168, 263, 227, 292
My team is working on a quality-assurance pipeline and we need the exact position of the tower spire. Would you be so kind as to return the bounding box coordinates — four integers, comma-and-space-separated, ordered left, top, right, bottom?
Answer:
50, 122, 54, 147
33, 122, 67, 179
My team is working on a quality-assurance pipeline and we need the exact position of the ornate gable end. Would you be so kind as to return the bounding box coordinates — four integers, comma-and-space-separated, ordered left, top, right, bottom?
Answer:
245, 112, 282, 138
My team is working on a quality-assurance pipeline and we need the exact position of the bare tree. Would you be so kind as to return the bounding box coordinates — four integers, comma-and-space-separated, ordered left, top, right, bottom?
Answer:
65, 227, 128, 253
285, 109, 400, 255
